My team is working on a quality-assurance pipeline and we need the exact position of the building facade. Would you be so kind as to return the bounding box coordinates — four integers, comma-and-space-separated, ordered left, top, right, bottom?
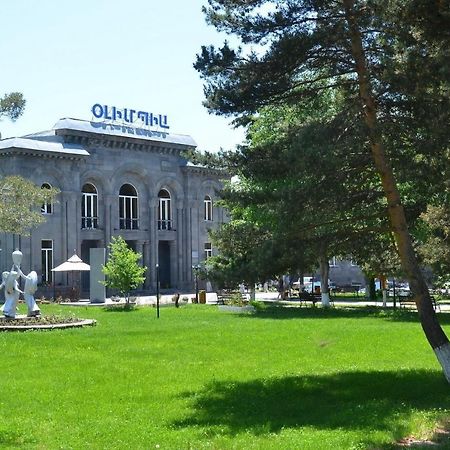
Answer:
0, 118, 226, 294
328, 257, 366, 291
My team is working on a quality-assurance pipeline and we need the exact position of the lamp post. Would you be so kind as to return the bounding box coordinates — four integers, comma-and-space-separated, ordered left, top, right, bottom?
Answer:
205, 263, 210, 293
192, 264, 200, 304
393, 278, 397, 309
156, 263, 160, 318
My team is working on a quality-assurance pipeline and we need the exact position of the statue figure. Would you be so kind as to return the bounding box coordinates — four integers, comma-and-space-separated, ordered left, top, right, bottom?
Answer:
0, 250, 41, 318
19, 269, 40, 317
1, 270, 22, 318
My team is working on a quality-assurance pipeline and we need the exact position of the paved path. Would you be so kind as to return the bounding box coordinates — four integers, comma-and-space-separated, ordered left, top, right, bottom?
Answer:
253, 292, 450, 312
62, 291, 450, 312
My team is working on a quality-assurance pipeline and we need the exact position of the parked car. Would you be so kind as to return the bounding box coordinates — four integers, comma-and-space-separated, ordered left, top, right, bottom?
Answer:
388, 287, 411, 297
438, 282, 450, 296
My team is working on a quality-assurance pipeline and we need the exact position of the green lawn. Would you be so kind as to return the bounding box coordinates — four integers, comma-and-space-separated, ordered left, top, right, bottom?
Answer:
0, 304, 449, 449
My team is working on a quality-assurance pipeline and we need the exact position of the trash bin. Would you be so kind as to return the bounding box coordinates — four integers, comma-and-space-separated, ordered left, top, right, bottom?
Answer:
199, 290, 206, 304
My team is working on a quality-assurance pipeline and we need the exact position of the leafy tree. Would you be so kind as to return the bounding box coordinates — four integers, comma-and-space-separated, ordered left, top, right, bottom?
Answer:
209, 88, 390, 304
419, 205, 450, 283
0, 176, 59, 235
207, 204, 318, 289
102, 236, 146, 305
207, 218, 272, 288
195, 0, 450, 379
0, 92, 26, 122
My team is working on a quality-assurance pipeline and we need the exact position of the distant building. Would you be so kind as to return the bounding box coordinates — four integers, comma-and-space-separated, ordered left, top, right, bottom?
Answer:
0, 116, 226, 294
328, 257, 366, 290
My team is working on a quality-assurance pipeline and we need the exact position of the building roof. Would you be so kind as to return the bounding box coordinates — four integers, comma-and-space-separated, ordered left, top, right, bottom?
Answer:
0, 117, 199, 160
0, 136, 90, 158
54, 118, 197, 148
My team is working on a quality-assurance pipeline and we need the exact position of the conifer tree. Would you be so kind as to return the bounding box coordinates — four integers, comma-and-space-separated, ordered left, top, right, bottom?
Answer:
195, 0, 450, 380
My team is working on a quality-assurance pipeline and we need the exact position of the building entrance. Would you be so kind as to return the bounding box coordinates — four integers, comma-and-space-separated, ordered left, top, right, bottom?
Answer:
158, 241, 171, 289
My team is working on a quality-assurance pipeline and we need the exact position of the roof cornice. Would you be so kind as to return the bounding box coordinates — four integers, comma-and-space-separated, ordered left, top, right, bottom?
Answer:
181, 164, 230, 178
54, 118, 197, 152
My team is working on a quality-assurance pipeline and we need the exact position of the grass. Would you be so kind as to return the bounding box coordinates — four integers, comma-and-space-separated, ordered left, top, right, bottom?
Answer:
0, 304, 449, 449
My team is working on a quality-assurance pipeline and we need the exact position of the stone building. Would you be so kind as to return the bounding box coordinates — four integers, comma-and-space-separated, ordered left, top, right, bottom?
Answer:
328, 257, 366, 291
0, 116, 226, 295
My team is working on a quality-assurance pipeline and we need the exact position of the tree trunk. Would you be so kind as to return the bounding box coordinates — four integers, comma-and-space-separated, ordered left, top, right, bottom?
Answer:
343, 0, 450, 382
319, 255, 331, 307
382, 289, 387, 307
368, 277, 376, 301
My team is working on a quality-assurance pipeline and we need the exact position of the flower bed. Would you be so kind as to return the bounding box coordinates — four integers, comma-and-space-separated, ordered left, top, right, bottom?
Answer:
0, 315, 96, 331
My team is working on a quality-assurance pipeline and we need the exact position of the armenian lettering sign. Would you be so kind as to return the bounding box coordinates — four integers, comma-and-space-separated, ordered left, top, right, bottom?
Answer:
91, 103, 170, 139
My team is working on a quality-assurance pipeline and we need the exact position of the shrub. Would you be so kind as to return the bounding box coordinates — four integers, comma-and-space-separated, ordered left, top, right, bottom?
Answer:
102, 237, 146, 305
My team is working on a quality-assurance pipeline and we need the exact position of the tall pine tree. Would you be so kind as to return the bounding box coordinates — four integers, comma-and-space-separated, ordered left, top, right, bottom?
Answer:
195, 0, 450, 381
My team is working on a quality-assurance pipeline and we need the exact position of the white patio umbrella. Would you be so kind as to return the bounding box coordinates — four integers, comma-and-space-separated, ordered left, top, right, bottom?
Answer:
52, 253, 90, 299
52, 254, 91, 273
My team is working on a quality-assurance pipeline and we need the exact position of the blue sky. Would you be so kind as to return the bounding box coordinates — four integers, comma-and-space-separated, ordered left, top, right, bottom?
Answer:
0, 0, 245, 152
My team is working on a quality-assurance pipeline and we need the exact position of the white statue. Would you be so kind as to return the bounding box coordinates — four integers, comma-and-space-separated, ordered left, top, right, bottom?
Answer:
19, 269, 40, 317
0, 270, 22, 318
0, 250, 41, 318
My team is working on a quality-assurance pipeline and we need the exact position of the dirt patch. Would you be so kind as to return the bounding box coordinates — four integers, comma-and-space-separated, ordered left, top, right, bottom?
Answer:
396, 420, 450, 448
0, 315, 96, 331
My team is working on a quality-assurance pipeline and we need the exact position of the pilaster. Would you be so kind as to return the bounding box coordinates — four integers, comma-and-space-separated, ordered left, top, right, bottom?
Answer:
149, 200, 158, 290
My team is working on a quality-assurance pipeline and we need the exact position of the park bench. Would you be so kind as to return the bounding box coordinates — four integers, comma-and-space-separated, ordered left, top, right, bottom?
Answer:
216, 294, 227, 305
295, 292, 323, 307
399, 295, 440, 312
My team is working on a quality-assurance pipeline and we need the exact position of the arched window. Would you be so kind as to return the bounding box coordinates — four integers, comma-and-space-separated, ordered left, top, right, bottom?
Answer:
119, 184, 139, 230
41, 183, 53, 214
204, 195, 213, 221
158, 189, 172, 230
81, 183, 98, 229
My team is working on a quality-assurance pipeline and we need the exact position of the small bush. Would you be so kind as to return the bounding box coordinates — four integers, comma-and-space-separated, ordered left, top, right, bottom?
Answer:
224, 292, 248, 307
250, 300, 265, 311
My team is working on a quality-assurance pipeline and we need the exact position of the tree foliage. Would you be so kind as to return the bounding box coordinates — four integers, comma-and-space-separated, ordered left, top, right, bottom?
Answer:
195, 0, 449, 199
207, 88, 392, 288
206, 201, 318, 288
195, 0, 450, 376
419, 205, 450, 281
196, 0, 449, 128
0, 176, 59, 235
195, 1, 450, 267
102, 236, 146, 304
0, 92, 26, 122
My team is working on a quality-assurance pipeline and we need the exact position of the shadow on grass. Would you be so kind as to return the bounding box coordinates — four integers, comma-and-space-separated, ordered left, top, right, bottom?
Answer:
246, 304, 450, 325
173, 370, 449, 447
0, 430, 34, 447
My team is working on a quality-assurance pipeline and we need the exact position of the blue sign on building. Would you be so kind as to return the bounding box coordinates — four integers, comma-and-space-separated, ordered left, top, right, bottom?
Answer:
91, 104, 170, 129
